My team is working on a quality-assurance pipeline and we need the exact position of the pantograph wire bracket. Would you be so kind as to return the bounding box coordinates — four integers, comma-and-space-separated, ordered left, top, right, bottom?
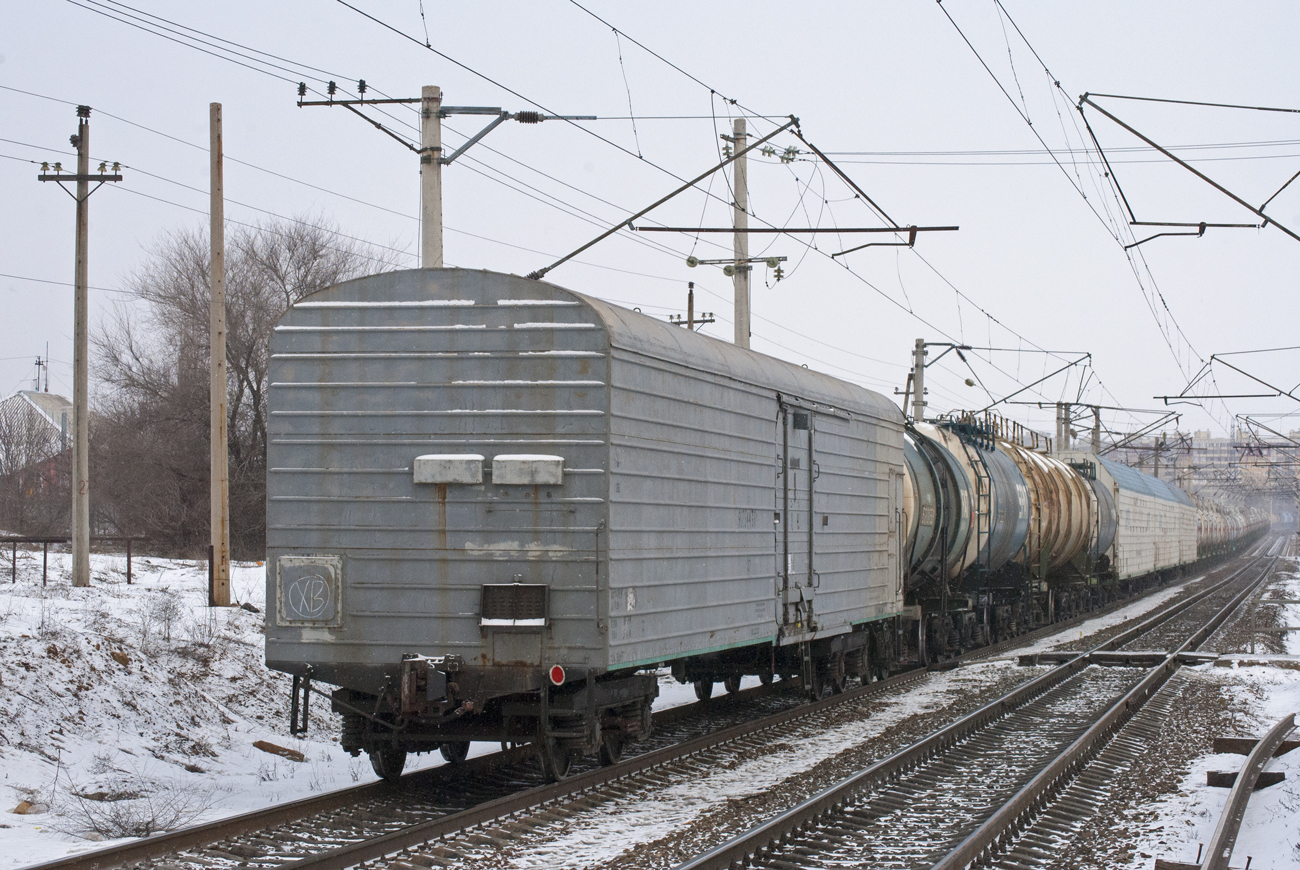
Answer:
1079, 92, 1296, 244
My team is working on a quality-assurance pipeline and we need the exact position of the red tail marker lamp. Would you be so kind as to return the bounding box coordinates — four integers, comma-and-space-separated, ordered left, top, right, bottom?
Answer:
549, 664, 566, 686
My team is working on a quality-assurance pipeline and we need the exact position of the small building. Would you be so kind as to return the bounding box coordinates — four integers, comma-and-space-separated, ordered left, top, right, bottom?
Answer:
0, 391, 72, 530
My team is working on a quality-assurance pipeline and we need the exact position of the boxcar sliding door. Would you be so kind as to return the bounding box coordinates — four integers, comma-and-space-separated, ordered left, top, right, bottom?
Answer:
778, 400, 816, 630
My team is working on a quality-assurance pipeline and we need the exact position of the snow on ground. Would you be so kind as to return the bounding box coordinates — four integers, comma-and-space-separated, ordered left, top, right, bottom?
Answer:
1009, 575, 1202, 657
1127, 554, 1300, 870
467, 662, 1027, 870
0, 547, 455, 868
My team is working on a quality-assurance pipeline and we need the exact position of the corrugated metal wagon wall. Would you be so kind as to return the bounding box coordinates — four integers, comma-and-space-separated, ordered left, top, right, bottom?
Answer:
265, 270, 611, 688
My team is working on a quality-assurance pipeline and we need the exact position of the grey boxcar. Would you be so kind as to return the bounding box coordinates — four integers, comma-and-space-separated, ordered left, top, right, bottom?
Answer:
265, 268, 906, 779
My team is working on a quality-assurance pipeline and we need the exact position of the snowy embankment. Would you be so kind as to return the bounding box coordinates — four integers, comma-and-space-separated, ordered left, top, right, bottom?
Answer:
1126, 555, 1300, 870
0, 548, 380, 867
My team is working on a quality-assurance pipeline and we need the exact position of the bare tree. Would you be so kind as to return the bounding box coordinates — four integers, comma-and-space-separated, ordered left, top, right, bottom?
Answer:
93, 216, 400, 556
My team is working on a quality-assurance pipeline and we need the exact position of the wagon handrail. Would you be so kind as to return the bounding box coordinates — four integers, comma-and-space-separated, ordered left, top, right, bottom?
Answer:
1200, 712, 1297, 870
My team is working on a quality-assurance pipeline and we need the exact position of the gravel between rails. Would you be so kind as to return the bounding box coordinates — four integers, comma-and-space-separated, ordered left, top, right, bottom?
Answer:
401, 663, 1048, 870
988, 668, 1248, 870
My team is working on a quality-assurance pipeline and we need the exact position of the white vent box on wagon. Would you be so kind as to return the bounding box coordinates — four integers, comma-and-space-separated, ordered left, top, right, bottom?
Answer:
413, 454, 485, 485
492, 454, 564, 486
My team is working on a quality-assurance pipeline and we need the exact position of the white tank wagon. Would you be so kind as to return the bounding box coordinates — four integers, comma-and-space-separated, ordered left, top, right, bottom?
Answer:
264, 268, 906, 780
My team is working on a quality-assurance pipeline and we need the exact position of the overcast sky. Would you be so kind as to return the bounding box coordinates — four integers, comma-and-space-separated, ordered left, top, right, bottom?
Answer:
3, 1, 1298, 442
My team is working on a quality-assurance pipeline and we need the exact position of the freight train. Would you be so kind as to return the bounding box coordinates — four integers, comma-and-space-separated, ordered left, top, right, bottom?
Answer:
263, 268, 1268, 780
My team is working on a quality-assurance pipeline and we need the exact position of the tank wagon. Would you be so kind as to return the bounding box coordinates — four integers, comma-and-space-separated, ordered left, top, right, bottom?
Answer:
265, 267, 1268, 780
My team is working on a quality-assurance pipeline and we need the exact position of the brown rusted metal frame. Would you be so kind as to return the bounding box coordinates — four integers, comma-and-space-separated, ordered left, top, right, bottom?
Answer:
3, 535, 147, 584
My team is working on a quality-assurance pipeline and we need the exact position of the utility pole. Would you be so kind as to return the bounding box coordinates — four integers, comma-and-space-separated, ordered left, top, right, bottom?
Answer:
300, 82, 592, 270
420, 86, 444, 268
209, 103, 231, 607
731, 118, 750, 348
912, 338, 927, 423
668, 281, 715, 330
38, 106, 121, 588
1092, 406, 1101, 454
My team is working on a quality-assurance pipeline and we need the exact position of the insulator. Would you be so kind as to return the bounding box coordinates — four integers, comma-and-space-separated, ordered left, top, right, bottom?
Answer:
297, 82, 307, 98
516, 111, 542, 124
357, 79, 367, 96
327, 81, 337, 97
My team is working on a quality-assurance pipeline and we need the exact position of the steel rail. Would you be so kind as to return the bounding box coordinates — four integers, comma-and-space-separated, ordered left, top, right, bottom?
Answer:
20, 678, 788, 870
250, 669, 930, 870
674, 659, 1101, 870
673, 548, 1276, 870
27, 541, 1267, 870
930, 556, 1278, 870
1200, 712, 1298, 870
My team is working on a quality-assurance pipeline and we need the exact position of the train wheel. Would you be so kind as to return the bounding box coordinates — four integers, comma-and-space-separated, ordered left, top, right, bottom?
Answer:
693, 679, 714, 701
368, 744, 407, 783
439, 741, 470, 764
536, 736, 571, 782
598, 731, 625, 766
829, 652, 847, 695
723, 674, 742, 695
758, 671, 774, 686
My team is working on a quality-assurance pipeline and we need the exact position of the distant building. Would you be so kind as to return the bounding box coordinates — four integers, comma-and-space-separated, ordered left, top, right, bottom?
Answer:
0, 390, 71, 465
0, 391, 72, 531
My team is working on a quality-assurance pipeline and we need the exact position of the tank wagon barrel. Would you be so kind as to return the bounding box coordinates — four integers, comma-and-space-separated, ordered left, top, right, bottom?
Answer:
263, 268, 1269, 780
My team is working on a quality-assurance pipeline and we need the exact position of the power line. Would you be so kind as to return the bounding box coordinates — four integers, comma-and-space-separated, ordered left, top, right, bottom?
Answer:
30, 9, 1115, 426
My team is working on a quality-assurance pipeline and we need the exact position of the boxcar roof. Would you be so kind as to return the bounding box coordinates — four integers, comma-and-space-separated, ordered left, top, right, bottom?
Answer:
570, 287, 901, 424
1097, 454, 1195, 507
291, 268, 901, 426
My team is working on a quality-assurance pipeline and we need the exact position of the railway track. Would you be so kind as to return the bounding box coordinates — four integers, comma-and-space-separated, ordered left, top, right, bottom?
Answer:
26, 541, 1274, 870
671, 544, 1283, 870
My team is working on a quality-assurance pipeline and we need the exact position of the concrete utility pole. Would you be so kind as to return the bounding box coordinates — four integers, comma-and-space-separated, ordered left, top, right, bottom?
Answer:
70, 110, 91, 588
420, 85, 444, 268
300, 82, 593, 271
209, 103, 231, 607
38, 107, 120, 587
912, 338, 927, 423
731, 118, 750, 349
1092, 406, 1102, 454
